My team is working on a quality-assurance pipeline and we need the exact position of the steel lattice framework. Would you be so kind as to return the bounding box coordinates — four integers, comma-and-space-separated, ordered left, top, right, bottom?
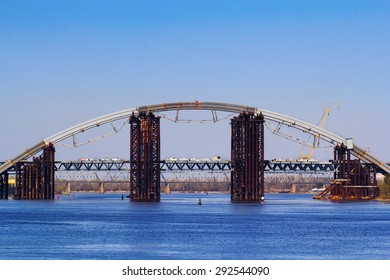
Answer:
315, 145, 380, 200
0, 159, 347, 173
0, 172, 8, 199
12, 144, 55, 200
129, 112, 161, 201
50, 159, 337, 172
231, 113, 265, 202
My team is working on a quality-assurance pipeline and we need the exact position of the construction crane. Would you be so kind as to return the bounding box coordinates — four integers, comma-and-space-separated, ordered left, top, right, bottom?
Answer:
298, 103, 339, 161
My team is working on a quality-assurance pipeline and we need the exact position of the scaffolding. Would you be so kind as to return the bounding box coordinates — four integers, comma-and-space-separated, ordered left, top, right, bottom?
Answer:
13, 143, 56, 199
314, 144, 379, 200
231, 112, 265, 202
0, 171, 8, 199
129, 112, 161, 202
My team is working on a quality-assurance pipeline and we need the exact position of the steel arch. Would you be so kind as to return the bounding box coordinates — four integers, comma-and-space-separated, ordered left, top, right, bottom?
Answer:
1, 101, 389, 174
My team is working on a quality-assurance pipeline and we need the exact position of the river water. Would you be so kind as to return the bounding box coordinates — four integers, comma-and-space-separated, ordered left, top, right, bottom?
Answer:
0, 193, 389, 260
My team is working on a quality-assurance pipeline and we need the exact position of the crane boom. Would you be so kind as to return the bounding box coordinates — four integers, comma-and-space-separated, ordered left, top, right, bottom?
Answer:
299, 103, 339, 160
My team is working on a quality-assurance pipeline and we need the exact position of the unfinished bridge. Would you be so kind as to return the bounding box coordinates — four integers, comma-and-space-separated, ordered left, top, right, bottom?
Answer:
1, 101, 388, 202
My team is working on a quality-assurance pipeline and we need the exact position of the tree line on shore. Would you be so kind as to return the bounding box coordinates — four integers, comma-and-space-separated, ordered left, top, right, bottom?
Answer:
7, 176, 390, 198
378, 174, 390, 199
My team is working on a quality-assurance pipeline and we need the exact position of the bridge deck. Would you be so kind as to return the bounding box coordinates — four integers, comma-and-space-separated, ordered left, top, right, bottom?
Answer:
53, 160, 336, 173
1, 159, 384, 173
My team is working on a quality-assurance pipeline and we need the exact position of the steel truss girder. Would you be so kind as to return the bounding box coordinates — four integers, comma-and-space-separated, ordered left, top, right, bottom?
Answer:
52, 159, 338, 173
130, 112, 161, 202
52, 159, 375, 174
231, 112, 265, 202
55, 160, 128, 171
55, 170, 131, 182
265, 173, 332, 184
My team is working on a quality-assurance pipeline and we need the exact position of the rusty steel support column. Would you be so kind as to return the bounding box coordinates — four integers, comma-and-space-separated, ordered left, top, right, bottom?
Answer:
129, 112, 161, 202
12, 143, 55, 200
14, 163, 23, 199
42, 143, 56, 199
327, 144, 379, 200
25, 163, 31, 199
0, 171, 9, 199
231, 112, 264, 203
33, 156, 41, 199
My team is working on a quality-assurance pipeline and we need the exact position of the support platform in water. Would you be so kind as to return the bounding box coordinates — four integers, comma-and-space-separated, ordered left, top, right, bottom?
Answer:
129, 112, 161, 202
314, 144, 379, 200
0, 171, 9, 199
231, 112, 265, 203
12, 143, 56, 200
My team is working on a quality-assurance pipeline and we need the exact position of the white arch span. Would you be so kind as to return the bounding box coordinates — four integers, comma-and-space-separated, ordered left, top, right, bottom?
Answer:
1, 101, 389, 174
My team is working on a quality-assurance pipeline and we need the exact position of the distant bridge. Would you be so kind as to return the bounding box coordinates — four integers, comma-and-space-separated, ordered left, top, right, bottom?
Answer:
49, 159, 336, 173
51, 159, 333, 186
1, 159, 336, 173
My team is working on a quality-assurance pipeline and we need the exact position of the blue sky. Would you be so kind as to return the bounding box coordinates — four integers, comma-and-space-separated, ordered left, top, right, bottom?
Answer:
1, 0, 389, 161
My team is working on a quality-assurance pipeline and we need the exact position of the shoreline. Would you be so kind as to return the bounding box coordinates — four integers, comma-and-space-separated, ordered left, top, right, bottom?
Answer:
375, 198, 390, 202
59, 191, 390, 203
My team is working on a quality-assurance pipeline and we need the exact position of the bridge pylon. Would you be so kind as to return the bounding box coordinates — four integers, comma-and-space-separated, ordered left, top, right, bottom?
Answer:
314, 144, 380, 200
0, 172, 9, 199
13, 143, 55, 200
129, 112, 161, 202
231, 112, 265, 202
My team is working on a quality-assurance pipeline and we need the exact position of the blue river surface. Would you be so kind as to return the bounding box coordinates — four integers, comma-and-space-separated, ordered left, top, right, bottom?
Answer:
0, 193, 390, 260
